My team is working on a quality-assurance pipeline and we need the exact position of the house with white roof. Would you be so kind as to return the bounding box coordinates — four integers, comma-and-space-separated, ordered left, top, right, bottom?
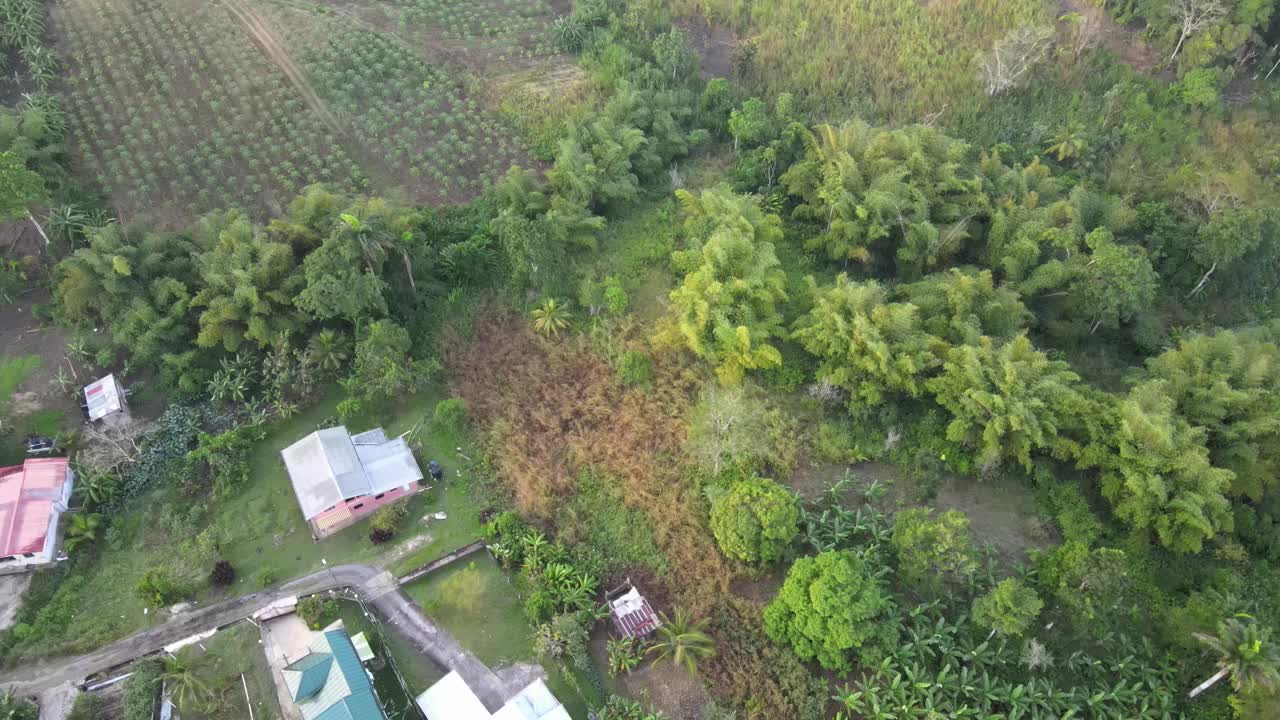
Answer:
281, 426, 424, 538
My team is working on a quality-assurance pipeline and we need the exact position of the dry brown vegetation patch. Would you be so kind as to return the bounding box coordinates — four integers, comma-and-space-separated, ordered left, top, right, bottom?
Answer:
445, 312, 731, 610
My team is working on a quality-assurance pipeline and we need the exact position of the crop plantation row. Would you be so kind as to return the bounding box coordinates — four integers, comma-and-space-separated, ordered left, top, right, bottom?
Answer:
54, 0, 548, 223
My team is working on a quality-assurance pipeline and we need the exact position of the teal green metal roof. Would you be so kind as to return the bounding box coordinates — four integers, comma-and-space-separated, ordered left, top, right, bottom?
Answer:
285, 652, 334, 702
311, 630, 386, 720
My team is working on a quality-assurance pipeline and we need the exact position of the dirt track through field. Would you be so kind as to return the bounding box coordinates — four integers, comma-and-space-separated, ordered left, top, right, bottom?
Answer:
221, 0, 344, 132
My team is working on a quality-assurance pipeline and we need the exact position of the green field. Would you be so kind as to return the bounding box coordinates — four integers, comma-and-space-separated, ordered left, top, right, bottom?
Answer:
53, 0, 541, 222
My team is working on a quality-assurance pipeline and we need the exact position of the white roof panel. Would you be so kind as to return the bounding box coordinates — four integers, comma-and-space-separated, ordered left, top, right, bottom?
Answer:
416, 671, 491, 720
84, 374, 123, 421
355, 437, 424, 494
493, 679, 572, 720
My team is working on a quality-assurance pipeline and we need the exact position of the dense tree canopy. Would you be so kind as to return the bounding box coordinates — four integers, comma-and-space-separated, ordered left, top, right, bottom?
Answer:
709, 476, 799, 564
667, 187, 787, 384
763, 549, 898, 672
927, 335, 1082, 471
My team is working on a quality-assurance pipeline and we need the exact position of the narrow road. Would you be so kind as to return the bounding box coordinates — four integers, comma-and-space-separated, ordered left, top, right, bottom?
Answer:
1, 563, 512, 712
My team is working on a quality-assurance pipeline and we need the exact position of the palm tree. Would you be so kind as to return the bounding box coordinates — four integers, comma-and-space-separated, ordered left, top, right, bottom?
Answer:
163, 652, 212, 713
647, 608, 715, 676
1189, 616, 1280, 698
0, 689, 37, 720
1044, 122, 1089, 163
308, 329, 350, 372
63, 513, 102, 553
74, 470, 118, 509
531, 298, 571, 337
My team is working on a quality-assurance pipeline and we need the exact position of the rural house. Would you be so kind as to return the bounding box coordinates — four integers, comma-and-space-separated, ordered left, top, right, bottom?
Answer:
282, 620, 387, 720
0, 458, 76, 571
416, 671, 571, 720
282, 426, 424, 538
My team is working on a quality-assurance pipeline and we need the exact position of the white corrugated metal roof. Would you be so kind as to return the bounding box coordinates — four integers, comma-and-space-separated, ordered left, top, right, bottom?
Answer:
416, 671, 491, 720
355, 437, 424, 494
492, 679, 572, 720
283, 427, 423, 520
84, 374, 123, 421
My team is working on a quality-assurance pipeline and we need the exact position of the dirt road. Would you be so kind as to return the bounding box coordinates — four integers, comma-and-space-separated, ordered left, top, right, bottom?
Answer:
1, 562, 513, 713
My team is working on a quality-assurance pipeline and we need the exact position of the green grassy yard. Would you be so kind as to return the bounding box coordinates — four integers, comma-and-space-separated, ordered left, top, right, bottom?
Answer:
181, 621, 282, 720
331, 599, 446, 712
0, 354, 70, 466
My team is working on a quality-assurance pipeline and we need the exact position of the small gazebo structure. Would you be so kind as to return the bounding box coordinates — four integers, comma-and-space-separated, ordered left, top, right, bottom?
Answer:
606, 580, 661, 639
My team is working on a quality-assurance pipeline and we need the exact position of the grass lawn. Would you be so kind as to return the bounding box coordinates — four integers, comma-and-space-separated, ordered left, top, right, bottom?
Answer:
3, 383, 486, 661
0, 354, 71, 466
180, 621, 281, 720
404, 555, 598, 718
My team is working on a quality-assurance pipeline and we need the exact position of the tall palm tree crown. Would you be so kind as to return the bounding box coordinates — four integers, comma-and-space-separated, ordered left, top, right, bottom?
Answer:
1190, 616, 1280, 698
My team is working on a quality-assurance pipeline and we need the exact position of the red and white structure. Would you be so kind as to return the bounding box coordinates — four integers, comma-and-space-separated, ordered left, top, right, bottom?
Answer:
83, 374, 126, 422
606, 580, 662, 639
0, 458, 75, 571
281, 426, 424, 539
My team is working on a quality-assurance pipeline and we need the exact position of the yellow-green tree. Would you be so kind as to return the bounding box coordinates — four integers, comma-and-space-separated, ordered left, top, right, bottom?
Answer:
1099, 381, 1234, 553
927, 334, 1081, 471
668, 187, 787, 384
792, 275, 938, 405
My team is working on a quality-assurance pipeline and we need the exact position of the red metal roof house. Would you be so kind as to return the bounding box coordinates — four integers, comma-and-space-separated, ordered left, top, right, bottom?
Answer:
0, 458, 75, 571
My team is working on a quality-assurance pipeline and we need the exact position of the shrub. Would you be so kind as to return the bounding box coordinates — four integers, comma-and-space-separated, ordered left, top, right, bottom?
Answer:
67, 693, 99, 720
816, 421, 867, 464
764, 549, 898, 672
616, 350, 653, 386
122, 659, 164, 720
255, 567, 277, 587
972, 578, 1043, 637
1046, 483, 1102, 546
297, 596, 338, 630
369, 502, 409, 543
607, 636, 645, 677
134, 567, 183, 608
431, 397, 469, 435
709, 477, 799, 564
890, 508, 977, 592
209, 560, 235, 587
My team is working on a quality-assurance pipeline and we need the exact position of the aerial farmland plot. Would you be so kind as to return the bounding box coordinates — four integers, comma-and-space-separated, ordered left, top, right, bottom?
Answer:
51, 0, 558, 224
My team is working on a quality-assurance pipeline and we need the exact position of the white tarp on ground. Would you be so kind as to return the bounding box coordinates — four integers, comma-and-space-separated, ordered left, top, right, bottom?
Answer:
416, 671, 491, 720
84, 374, 123, 421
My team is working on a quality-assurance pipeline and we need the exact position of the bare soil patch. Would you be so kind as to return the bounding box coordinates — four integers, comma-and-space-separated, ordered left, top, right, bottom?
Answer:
785, 459, 1050, 566
675, 17, 738, 79
934, 473, 1054, 566
1059, 0, 1169, 80
1, 290, 79, 425
590, 628, 709, 719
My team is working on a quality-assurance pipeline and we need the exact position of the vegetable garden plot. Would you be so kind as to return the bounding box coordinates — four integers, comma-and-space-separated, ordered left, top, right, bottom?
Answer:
301, 27, 528, 203
390, 0, 560, 65
55, 0, 365, 221
53, 0, 535, 222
